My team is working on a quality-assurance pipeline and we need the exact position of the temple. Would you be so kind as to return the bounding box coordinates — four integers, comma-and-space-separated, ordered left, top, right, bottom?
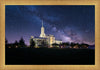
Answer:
30, 20, 62, 47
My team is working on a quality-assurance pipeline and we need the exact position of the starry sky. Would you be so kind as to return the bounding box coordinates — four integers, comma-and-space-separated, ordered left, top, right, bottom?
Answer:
5, 5, 95, 45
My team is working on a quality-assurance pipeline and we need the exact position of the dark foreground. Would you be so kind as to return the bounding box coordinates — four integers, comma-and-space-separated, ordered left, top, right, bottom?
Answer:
5, 48, 95, 65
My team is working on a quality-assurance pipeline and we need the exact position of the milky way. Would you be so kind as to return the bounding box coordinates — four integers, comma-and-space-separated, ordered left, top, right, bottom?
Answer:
5, 5, 95, 45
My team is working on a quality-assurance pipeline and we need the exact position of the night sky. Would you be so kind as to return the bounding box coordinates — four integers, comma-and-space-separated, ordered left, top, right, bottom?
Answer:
5, 5, 95, 45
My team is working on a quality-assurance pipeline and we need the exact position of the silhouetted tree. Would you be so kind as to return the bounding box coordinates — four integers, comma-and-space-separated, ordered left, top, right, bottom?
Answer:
52, 43, 59, 48
65, 42, 70, 46
5, 38, 8, 48
41, 40, 48, 47
13, 40, 19, 48
14, 40, 18, 45
70, 42, 75, 48
80, 43, 89, 48
60, 43, 68, 48
30, 38, 35, 48
19, 37, 26, 48
5, 38, 8, 44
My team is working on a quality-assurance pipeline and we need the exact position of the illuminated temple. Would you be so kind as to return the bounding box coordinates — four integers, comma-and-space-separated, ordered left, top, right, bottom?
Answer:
30, 20, 62, 47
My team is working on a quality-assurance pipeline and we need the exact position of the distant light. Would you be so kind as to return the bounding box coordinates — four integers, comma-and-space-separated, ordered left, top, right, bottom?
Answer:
70, 47, 72, 48
8, 46, 11, 48
16, 45, 18, 48
61, 46, 63, 48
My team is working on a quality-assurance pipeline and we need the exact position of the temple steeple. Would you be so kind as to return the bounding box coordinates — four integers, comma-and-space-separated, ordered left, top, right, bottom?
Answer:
42, 20, 43, 27
40, 20, 46, 37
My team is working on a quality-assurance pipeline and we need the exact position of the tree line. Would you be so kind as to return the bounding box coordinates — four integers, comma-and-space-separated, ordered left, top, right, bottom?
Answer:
52, 42, 89, 49
5, 37, 89, 49
5, 37, 27, 48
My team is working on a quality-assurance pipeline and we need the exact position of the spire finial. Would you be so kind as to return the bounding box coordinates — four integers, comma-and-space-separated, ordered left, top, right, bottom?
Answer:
42, 20, 43, 27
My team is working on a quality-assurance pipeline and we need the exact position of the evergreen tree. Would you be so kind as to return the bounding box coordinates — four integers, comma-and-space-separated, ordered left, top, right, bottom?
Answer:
5, 38, 8, 44
14, 40, 18, 45
19, 37, 26, 48
65, 42, 70, 46
14, 40, 19, 48
70, 42, 75, 48
30, 38, 35, 48
5, 38, 8, 48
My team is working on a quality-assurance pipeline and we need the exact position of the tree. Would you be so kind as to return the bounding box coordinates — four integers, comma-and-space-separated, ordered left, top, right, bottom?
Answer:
5, 38, 8, 45
13, 40, 19, 48
14, 40, 18, 45
5, 38, 8, 48
65, 42, 70, 46
19, 37, 26, 48
41, 40, 48, 47
60, 43, 68, 48
30, 38, 35, 48
52, 43, 59, 48
80, 43, 89, 48
70, 42, 75, 48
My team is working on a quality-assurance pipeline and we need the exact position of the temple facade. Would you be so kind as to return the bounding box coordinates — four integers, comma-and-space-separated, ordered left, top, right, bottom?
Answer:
30, 20, 62, 47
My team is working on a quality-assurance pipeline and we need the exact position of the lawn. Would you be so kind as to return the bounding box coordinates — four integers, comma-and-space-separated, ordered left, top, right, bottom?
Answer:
5, 48, 95, 65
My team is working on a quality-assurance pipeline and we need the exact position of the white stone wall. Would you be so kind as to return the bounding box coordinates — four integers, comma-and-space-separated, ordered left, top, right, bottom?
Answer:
55, 40, 62, 44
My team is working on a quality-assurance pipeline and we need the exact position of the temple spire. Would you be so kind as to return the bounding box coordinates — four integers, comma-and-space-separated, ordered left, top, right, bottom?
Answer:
40, 20, 45, 37
42, 20, 43, 27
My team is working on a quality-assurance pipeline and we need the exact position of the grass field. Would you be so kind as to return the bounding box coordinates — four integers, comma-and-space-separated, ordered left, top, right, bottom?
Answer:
5, 48, 95, 65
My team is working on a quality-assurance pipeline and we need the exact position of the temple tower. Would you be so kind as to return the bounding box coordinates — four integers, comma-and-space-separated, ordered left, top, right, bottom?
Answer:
40, 20, 46, 37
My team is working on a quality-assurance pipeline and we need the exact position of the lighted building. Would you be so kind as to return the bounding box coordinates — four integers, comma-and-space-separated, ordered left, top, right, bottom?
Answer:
39, 20, 46, 38
30, 20, 62, 47
55, 40, 62, 44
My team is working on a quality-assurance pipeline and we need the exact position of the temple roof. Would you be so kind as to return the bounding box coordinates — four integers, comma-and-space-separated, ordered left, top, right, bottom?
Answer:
33, 37, 47, 39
